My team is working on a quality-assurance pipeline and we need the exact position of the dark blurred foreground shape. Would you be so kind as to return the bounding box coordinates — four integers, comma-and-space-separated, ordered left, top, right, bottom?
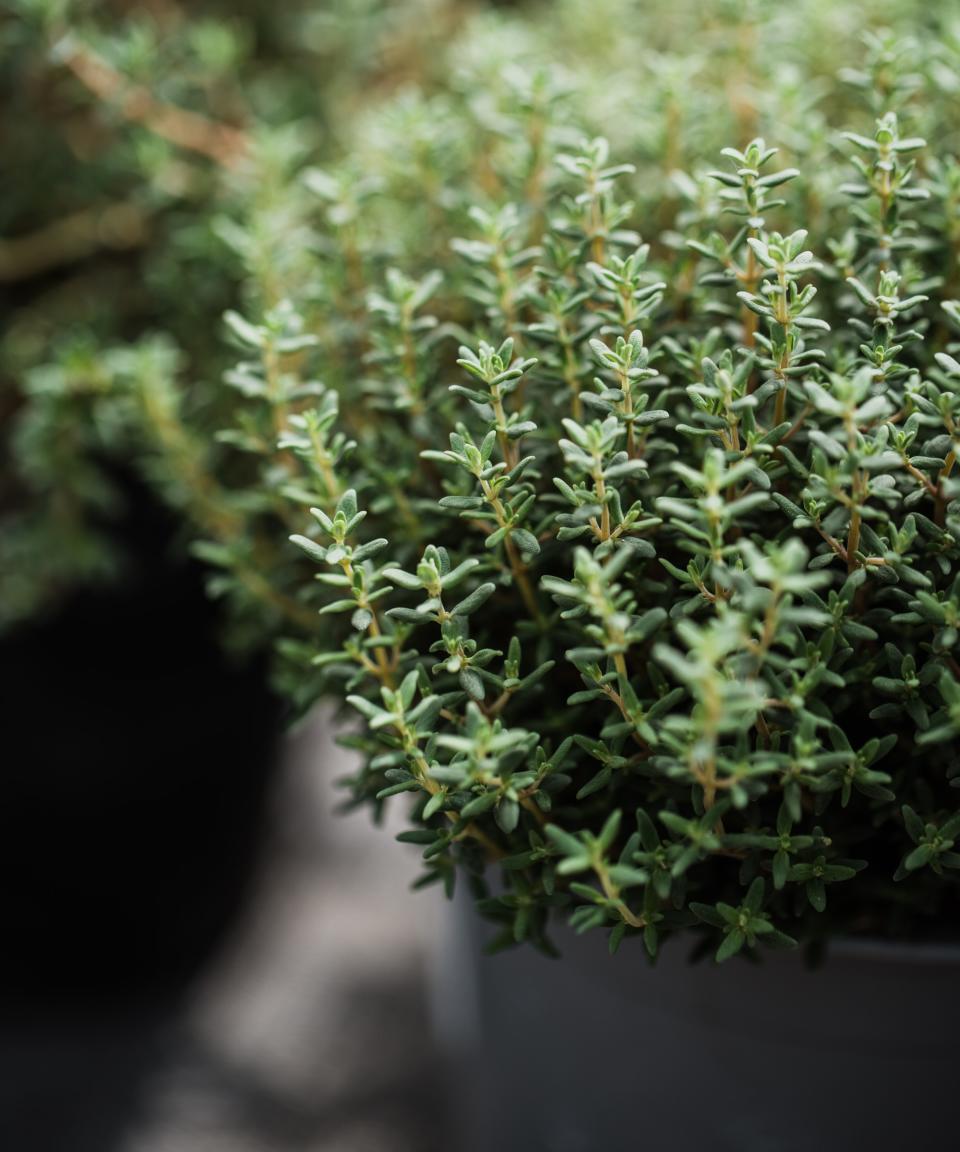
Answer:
0, 474, 281, 1148
0, 475, 443, 1152
0, 474, 281, 996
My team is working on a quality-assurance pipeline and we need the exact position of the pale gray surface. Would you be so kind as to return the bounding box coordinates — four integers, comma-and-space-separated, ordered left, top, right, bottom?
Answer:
120, 710, 444, 1152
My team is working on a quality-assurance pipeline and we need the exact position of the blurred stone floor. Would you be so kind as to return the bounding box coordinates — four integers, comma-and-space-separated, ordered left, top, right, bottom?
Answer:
2, 712, 446, 1152
123, 712, 445, 1152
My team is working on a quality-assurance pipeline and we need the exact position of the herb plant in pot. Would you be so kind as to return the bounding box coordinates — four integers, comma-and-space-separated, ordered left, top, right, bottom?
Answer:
272, 40, 959, 1152
26, 3, 959, 1148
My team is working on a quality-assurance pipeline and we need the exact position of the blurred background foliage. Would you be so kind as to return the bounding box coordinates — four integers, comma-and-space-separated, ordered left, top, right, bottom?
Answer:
3, 0, 958, 675
1, 0, 474, 637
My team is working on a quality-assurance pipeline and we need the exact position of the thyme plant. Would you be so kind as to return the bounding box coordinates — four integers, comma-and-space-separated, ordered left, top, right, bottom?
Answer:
284, 27, 960, 960
9, 0, 960, 957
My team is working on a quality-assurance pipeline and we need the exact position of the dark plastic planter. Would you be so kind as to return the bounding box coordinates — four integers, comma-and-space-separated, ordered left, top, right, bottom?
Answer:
0, 477, 281, 998
433, 893, 960, 1152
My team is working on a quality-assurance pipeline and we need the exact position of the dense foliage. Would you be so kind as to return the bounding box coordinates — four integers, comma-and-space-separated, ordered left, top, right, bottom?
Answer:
1, 0, 464, 632
7, 0, 960, 957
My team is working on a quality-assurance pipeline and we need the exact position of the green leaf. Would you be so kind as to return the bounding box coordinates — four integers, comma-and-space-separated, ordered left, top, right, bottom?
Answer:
451, 582, 497, 616
290, 534, 327, 563
545, 825, 585, 856
459, 668, 485, 700
423, 791, 446, 820
511, 528, 541, 556
351, 607, 373, 631
716, 930, 745, 963
383, 568, 423, 590
460, 792, 498, 818
904, 843, 935, 871
598, 810, 622, 853
496, 797, 520, 834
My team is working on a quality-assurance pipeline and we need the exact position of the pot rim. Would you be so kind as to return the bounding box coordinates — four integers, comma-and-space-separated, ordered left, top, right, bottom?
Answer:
827, 934, 960, 964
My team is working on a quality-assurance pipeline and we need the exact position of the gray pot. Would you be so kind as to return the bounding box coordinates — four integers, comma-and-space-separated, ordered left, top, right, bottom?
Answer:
431, 893, 959, 1152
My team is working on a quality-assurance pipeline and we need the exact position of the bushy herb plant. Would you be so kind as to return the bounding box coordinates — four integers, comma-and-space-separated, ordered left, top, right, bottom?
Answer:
10, 0, 960, 957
